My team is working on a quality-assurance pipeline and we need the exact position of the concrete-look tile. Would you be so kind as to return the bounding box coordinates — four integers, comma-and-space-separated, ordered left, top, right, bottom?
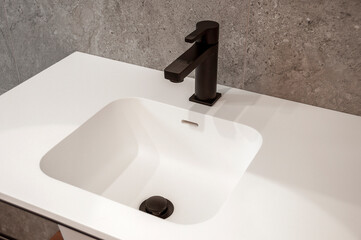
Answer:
0, 88, 7, 95
0, 0, 19, 91
4, 0, 250, 88
0, 201, 59, 240
4, 0, 104, 82
245, 0, 361, 116
96, 0, 249, 87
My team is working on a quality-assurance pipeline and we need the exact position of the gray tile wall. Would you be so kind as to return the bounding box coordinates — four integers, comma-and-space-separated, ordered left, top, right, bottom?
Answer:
0, 201, 58, 240
0, 0, 360, 238
1, 0, 360, 115
245, 0, 361, 115
0, 1, 19, 93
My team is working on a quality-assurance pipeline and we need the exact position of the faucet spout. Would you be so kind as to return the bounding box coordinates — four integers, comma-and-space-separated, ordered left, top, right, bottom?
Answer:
164, 43, 217, 83
164, 21, 221, 106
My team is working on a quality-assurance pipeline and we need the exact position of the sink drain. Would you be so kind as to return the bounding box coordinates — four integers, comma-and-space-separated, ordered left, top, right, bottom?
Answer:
139, 196, 174, 219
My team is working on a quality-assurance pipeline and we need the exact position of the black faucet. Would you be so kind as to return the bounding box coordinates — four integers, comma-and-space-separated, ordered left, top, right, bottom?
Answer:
164, 21, 221, 106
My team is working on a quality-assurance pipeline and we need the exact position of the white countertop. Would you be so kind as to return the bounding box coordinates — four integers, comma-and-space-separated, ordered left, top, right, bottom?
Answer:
0, 52, 360, 240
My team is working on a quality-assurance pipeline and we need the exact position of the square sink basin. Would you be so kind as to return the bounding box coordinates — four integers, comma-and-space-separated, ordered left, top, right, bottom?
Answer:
40, 98, 262, 224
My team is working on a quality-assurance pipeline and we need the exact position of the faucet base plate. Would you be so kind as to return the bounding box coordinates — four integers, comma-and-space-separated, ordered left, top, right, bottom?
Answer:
189, 93, 221, 106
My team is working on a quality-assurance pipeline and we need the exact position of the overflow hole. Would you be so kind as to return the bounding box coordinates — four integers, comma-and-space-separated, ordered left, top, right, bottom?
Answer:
181, 120, 199, 127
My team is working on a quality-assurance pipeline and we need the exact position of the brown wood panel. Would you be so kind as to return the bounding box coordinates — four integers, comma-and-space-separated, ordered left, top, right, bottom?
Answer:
50, 231, 63, 240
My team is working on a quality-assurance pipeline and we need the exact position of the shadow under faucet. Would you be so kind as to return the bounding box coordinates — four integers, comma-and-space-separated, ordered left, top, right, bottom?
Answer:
164, 21, 221, 106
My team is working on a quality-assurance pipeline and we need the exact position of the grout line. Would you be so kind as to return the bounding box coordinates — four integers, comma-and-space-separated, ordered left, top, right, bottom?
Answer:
241, 0, 252, 89
2, 1, 22, 85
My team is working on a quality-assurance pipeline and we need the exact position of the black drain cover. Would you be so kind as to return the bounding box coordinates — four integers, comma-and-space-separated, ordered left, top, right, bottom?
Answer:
139, 196, 174, 219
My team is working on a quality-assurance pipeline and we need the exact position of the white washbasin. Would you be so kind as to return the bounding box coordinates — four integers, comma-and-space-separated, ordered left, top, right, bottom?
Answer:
40, 98, 262, 224
2, 53, 360, 240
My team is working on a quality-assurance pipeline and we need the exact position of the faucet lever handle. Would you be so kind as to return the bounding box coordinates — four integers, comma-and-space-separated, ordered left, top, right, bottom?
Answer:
184, 21, 219, 45
185, 28, 206, 43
